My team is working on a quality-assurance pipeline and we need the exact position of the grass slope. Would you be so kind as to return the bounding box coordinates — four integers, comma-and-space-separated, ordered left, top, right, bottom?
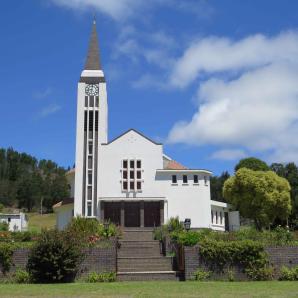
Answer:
0, 281, 298, 298
27, 213, 56, 232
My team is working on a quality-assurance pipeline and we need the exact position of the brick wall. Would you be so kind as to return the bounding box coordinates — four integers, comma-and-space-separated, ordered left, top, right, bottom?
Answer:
0, 240, 117, 279
184, 245, 298, 280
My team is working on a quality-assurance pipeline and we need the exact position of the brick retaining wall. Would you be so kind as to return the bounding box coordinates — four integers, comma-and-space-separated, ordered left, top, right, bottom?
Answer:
0, 240, 117, 278
184, 245, 298, 280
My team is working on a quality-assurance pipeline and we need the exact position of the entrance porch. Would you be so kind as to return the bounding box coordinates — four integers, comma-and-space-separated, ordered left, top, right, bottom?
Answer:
100, 200, 165, 228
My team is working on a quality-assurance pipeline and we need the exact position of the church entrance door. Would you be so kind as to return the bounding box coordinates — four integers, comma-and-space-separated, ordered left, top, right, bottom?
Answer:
104, 202, 121, 225
144, 202, 161, 227
124, 202, 140, 227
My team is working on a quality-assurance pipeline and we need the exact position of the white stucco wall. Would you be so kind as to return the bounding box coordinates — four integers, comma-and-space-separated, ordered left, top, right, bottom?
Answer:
156, 171, 212, 228
98, 130, 163, 200
55, 205, 74, 230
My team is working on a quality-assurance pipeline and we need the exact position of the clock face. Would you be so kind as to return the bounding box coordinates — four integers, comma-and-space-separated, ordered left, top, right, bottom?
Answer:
85, 84, 99, 96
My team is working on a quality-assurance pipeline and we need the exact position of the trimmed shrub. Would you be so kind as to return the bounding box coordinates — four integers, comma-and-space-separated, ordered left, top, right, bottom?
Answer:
13, 269, 31, 284
86, 272, 116, 283
27, 229, 83, 283
279, 266, 298, 281
193, 268, 211, 281
173, 230, 202, 247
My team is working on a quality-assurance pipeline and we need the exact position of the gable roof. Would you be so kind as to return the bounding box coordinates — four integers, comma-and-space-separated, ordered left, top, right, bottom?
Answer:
164, 160, 188, 170
102, 129, 162, 146
53, 197, 74, 209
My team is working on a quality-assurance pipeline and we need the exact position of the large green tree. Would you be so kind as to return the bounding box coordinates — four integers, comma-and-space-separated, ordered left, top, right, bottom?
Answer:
223, 168, 291, 230
235, 157, 270, 172
210, 171, 230, 202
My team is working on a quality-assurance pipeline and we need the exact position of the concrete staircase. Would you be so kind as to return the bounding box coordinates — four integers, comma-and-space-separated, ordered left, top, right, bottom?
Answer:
117, 229, 177, 281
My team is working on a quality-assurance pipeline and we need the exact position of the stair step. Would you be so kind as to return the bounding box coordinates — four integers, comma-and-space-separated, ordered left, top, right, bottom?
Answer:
117, 271, 177, 281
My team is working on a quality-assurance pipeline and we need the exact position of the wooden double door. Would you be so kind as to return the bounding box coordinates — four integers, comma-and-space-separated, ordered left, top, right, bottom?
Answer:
103, 201, 161, 228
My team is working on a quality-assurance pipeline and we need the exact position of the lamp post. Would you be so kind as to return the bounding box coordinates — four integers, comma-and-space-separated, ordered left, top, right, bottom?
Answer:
184, 218, 191, 232
104, 221, 109, 231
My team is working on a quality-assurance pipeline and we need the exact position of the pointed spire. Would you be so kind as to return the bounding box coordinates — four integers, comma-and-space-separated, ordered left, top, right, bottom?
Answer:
84, 18, 102, 70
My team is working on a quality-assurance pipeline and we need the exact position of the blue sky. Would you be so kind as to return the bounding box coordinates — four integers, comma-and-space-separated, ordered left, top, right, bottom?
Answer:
1, 1, 298, 175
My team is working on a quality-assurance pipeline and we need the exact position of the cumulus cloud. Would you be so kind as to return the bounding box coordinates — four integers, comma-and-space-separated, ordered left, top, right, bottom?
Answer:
50, 0, 143, 20
168, 31, 298, 163
210, 149, 247, 161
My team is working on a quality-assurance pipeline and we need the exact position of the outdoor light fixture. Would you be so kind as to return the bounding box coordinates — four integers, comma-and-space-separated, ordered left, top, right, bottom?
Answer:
184, 218, 191, 231
104, 221, 109, 231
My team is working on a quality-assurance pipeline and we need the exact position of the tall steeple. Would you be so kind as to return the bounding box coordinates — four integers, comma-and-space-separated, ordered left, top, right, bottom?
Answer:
84, 19, 101, 70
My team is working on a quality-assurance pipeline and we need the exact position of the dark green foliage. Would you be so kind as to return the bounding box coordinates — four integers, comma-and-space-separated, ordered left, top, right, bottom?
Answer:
210, 171, 230, 202
235, 157, 269, 172
0, 147, 70, 212
279, 266, 298, 281
86, 272, 116, 283
153, 217, 184, 241
270, 162, 298, 228
0, 243, 14, 274
27, 230, 83, 283
245, 266, 274, 281
0, 222, 9, 232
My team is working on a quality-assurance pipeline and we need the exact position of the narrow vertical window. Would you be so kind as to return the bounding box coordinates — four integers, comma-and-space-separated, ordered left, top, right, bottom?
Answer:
88, 156, 92, 169
137, 181, 141, 190
193, 175, 198, 184
130, 171, 134, 179
85, 96, 88, 107
88, 172, 92, 185
123, 171, 127, 179
123, 160, 128, 168
211, 210, 214, 224
87, 186, 92, 201
220, 212, 223, 225
137, 160, 141, 168
88, 142, 93, 154
137, 171, 141, 179
215, 211, 218, 224
130, 181, 135, 191
123, 181, 128, 191
183, 175, 188, 184
204, 176, 208, 185
87, 202, 92, 217
95, 96, 99, 107
172, 175, 177, 184
89, 96, 94, 107
130, 160, 135, 168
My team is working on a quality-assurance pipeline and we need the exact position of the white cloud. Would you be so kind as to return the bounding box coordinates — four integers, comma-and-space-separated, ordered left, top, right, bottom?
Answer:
33, 87, 52, 100
210, 149, 246, 161
168, 31, 298, 163
50, 0, 143, 20
39, 104, 61, 118
170, 31, 298, 88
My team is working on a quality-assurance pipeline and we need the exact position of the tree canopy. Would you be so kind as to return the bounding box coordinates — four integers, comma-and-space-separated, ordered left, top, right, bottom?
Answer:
0, 147, 70, 212
210, 171, 230, 202
223, 168, 291, 230
235, 157, 270, 172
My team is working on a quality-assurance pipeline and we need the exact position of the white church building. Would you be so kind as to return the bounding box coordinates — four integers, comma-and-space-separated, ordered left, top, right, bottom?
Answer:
54, 21, 239, 231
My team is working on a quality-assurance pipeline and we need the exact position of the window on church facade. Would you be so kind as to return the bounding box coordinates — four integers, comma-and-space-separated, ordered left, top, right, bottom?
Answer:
172, 175, 177, 184
193, 175, 198, 184
122, 159, 142, 192
183, 175, 188, 184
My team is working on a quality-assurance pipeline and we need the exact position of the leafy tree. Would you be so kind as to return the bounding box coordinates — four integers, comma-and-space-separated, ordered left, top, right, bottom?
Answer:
235, 157, 270, 172
223, 168, 291, 230
210, 171, 230, 202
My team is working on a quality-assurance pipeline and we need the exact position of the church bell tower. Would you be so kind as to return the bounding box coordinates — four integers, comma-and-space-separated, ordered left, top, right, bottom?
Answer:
74, 20, 108, 217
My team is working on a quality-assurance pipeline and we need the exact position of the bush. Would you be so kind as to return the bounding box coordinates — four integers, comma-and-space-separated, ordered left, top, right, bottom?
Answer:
173, 231, 201, 246
86, 272, 116, 283
27, 229, 83, 283
0, 222, 9, 232
0, 243, 14, 274
245, 266, 274, 281
13, 269, 31, 284
279, 266, 298, 281
66, 217, 120, 245
193, 268, 211, 281
198, 239, 268, 279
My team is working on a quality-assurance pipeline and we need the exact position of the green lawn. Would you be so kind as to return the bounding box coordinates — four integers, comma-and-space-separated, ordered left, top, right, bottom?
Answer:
0, 281, 297, 298
27, 212, 56, 232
